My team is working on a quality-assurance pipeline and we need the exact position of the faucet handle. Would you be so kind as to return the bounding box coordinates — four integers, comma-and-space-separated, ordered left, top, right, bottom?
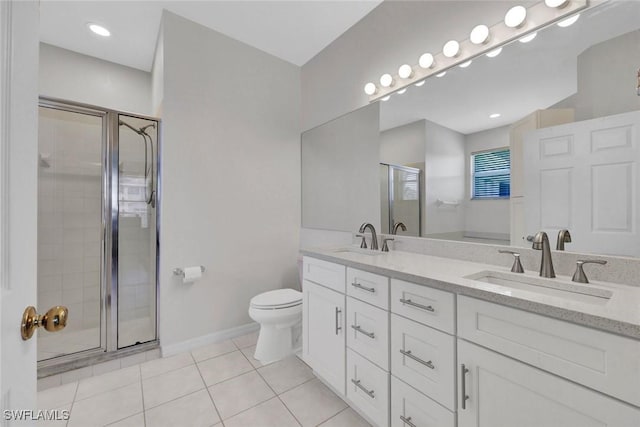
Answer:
498, 250, 524, 273
572, 259, 607, 283
381, 237, 394, 252
356, 234, 367, 249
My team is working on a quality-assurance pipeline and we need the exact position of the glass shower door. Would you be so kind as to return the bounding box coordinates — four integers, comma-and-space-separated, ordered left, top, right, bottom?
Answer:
117, 114, 158, 348
37, 106, 105, 361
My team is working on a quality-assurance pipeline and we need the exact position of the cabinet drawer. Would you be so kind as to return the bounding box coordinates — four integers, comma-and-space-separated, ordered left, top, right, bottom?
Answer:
458, 295, 640, 407
390, 279, 455, 334
303, 256, 346, 293
347, 268, 389, 309
347, 297, 389, 370
391, 314, 455, 411
347, 349, 390, 427
391, 376, 455, 427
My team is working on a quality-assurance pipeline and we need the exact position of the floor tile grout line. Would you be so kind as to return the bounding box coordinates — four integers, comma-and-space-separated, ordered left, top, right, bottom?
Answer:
251, 357, 306, 427
138, 364, 147, 427
65, 381, 79, 427
192, 351, 225, 426
72, 372, 142, 404
315, 406, 351, 427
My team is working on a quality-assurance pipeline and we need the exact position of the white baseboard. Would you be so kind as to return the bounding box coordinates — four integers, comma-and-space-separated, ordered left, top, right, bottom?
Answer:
161, 322, 260, 357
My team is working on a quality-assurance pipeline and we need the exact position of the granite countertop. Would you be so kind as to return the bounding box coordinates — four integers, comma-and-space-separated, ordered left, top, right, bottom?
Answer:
300, 246, 640, 340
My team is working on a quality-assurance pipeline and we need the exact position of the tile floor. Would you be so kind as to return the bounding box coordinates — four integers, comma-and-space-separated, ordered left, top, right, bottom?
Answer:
37, 332, 371, 427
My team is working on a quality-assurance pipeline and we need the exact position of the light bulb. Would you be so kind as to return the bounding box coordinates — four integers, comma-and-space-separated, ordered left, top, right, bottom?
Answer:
418, 53, 434, 69
397, 88, 407, 95
381, 95, 391, 102
519, 32, 537, 43
380, 73, 394, 88
470, 24, 490, 45
415, 80, 426, 87
436, 71, 447, 77
557, 14, 579, 27
545, 0, 569, 8
459, 60, 472, 68
398, 64, 413, 79
443, 40, 460, 58
504, 5, 527, 28
489, 113, 501, 119
486, 47, 502, 58
88, 23, 111, 37
364, 82, 377, 96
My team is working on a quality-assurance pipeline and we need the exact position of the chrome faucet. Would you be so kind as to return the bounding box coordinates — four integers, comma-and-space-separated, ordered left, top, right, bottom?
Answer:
392, 222, 407, 235
556, 229, 572, 251
532, 231, 555, 278
359, 223, 378, 250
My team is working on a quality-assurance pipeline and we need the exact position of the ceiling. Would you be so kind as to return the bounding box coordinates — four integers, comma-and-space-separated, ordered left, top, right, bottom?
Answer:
39, 0, 382, 71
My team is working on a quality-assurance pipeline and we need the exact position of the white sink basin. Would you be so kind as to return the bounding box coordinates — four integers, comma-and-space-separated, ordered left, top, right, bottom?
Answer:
333, 247, 384, 256
464, 270, 612, 305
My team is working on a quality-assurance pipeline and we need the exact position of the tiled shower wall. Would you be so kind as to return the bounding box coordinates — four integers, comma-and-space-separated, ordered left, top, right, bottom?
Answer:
38, 108, 103, 355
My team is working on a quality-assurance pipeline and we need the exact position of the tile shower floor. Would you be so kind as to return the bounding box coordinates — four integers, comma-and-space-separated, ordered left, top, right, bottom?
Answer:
38, 331, 371, 427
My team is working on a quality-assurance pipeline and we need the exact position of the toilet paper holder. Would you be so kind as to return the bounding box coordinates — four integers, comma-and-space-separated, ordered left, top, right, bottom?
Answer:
173, 266, 205, 277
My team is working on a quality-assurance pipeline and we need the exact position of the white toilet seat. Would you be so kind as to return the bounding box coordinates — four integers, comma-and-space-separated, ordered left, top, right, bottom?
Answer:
250, 289, 302, 310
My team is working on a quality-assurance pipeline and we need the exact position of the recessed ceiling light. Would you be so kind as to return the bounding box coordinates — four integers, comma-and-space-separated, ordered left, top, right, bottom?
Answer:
557, 14, 580, 27
459, 60, 472, 68
486, 47, 503, 58
436, 71, 447, 77
519, 32, 537, 43
489, 113, 501, 119
88, 23, 111, 37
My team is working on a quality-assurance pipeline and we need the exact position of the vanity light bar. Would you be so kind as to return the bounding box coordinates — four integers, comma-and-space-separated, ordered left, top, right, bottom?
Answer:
366, 0, 588, 102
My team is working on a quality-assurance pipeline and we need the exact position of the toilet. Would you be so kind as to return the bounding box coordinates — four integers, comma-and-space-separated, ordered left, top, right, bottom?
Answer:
248, 288, 302, 363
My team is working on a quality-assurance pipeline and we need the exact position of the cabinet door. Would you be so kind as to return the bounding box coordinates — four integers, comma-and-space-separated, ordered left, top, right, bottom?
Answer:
458, 340, 640, 427
303, 280, 346, 395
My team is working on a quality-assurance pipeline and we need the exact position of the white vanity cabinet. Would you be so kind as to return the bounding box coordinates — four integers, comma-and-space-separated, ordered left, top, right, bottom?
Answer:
457, 339, 640, 427
457, 296, 640, 426
302, 257, 346, 395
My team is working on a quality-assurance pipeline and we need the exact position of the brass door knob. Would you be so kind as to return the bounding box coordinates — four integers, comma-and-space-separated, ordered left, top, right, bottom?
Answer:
21, 305, 68, 340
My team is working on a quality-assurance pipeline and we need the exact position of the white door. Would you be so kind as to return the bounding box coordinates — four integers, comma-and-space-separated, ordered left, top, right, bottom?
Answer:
0, 0, 40, 419
524, 111, 640, 256
302, 280, 345, 395
457, 340, 640, 427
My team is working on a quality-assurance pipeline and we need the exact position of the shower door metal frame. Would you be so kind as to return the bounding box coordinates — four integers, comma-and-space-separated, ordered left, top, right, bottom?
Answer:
382, 163, 422, 237
37, 97, 160, 371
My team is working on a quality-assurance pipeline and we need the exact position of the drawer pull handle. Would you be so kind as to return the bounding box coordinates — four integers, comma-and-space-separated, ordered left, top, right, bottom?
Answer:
399, 349, 434, 369
351, 379, 375, 398
335, 307, 342, 335
351, 324, 375, 339
351, 282, 376, 293
400, 415, 417, 427
461, 364, 470, 410
399, 298, 435, 313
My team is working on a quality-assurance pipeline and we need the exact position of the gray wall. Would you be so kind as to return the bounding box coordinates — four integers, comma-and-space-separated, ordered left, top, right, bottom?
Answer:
39, 43, 152, 114
156, 12, 301, 350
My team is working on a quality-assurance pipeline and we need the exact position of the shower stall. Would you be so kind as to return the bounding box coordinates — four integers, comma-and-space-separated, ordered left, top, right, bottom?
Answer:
37, 98, 160, 373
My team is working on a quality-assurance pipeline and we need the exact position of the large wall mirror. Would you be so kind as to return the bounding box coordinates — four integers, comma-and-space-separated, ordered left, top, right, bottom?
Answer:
302, 1, 640, 257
